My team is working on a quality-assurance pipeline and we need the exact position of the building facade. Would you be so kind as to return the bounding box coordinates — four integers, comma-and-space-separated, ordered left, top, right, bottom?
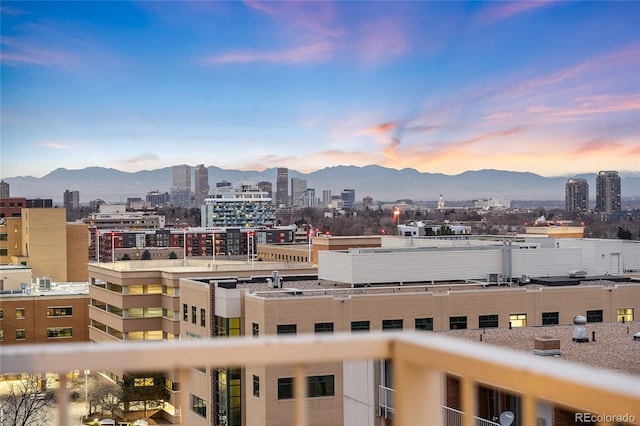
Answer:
276, 168, 288, 208
596, 170, 621, 214
201, 182, 275, 228
290, 178, 307, 208
171, 165, 192, 208
63, 189, 80, 211
565, 178, 589, 213
341, 189, 355, 208
0, 180, 10, 197
194, 164, 210, 207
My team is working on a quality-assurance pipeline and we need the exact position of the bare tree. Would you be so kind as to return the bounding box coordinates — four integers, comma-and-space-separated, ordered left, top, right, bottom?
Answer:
87, 376, 122, 418
0, 374, 55, 426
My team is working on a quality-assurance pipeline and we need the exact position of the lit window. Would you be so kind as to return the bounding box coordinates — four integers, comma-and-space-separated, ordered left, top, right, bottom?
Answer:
47, 327, 73, 338
617, 308, 634, 323
16, 308, 25, 319
47, 307, 72, 317
509, 313, 527, 328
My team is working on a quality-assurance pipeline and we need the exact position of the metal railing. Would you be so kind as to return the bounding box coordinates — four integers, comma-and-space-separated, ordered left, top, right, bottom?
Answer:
442, 406, 501, 426
1, 332, 639, 426
378, 385, 394, 419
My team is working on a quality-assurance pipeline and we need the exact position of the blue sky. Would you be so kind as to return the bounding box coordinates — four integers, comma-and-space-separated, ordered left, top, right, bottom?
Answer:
1, 1, 639, 178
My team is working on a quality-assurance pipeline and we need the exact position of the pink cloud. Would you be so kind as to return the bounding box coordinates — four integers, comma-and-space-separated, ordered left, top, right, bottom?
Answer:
354, 18, 408, 63
571, 139, 627, 155
476, 1, 556, 25
39, 142, 72, 150
0, 37, 81, 68
201, 41, 336, 64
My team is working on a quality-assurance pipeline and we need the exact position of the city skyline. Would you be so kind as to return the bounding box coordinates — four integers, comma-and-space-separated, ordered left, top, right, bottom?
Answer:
1, 1, 639, 179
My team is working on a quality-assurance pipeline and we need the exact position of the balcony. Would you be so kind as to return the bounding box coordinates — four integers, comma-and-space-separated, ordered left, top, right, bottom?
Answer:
1, 331, 639, 426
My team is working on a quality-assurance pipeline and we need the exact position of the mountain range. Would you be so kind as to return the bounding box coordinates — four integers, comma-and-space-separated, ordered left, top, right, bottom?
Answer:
2, 166, 639, 204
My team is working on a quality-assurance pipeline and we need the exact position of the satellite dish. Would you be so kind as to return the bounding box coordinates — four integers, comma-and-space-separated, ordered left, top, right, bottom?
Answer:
499, 411, 514, 426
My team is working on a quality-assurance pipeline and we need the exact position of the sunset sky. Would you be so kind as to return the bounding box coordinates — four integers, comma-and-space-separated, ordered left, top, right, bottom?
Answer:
1, 1, 639, 178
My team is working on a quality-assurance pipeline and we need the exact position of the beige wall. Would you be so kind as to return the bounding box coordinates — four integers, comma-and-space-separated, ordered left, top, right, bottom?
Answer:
21, 208, 68, 281
0, 217, 22, 264
67, 223, 89, 281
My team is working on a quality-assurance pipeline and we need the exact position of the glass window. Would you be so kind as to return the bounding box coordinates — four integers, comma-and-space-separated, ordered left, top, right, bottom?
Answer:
0, 309, 3, 320
253, 375, 260, 397
200, 308, 206, 327
587, 310, 603, 323
382, 319, 403, 331
0, 330, 3, 342
16, 308, 25, 319
183, 304, 188, 322
509, 313, 527, 328
617, 308, 634, 323
47, 327, 73, 338
542, 312, 559, 326
415, 318, 433, 331
314, 322, 334, 333
16, 329, 26, 340
47, 307, 73, 317
277, 324, 297, 335
308, 375, 335, 398
252, 322, 259, 336
191, 394, 207, 418
191, 306, 197, 325
479, 315, 499, 329
351, 320, 370, 332
277, 377, 293, 400
450, 316, 467, 330
0, 233, 7, 241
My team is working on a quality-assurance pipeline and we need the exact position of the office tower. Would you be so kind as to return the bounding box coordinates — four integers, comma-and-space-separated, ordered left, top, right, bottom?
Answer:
565, 178, 589, 213
596, 171, 621, 214
63, 190, 80, 210
257, 181, 272, 199
194, 164, 210, 207
363, 196, 373, 209
276, 168, 289, 207
0, 180, 9, 197
341, 189, 356, 208
322, 190, 332, 206
303, 188, 316, 207
170, 165, 191, 208
291, 178, 307, 208
201, 181, 275, 227
146, 190, 170, 207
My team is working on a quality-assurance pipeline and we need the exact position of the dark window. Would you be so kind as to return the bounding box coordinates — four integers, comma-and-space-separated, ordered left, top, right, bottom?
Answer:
542, 312, 559, 326
586, 310, 603, 323
16, 329, 26, 340
479, 315, 499, 329
314, 322, 334, 333
0, 233, 7, 241
351, 320, 370, 332
0, 249, 8, 256
308, 375, 334, 398
277, 324, 297, 335
191, 394, 207, 417
277, 378, 293, 400
183, 304, 188, 322
252, 322, 259, 336
450, 316, 467, 330
382, 319, 403, 331
200, 308, 206, 327
47, 327, 73, 338
191, 306, 196, 325
0, 309, 3, 320
253, 375, 260, 397
415, 318, 433, 331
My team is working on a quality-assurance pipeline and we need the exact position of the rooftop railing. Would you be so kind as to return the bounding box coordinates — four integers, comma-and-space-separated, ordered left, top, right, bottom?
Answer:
2, 332, 639, 426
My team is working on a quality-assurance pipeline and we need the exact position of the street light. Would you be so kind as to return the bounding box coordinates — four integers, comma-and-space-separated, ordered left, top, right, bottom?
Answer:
84, 370, 90, 418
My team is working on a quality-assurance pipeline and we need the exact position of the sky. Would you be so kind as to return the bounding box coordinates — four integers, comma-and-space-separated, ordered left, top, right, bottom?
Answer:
1, 1, 639, 179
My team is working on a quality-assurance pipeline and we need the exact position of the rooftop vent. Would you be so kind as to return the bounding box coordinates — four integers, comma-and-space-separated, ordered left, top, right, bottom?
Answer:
572, 315, 589, 342
533, 337, 561, 356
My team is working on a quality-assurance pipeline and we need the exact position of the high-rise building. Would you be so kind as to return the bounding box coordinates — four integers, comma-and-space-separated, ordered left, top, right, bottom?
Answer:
276, 168, 289, 207
322, 190, 332, 206
201, 181, 275, 227
596, 171, 621, 214
341, 189, 355, 208
565, 178, 589, 213
0, 180, 9, 197
171, 165, 192, 208
291, 178, 307, 208
63, 189, 80, 210
194, 164, 210, 207
303, 188, 316, 207
257, 181, 273, 199
146, 190, 170, 207
363, 196, 373, 209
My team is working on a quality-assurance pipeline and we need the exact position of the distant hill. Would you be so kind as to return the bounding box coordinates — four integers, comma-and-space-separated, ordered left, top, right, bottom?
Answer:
3, 165, 639, 204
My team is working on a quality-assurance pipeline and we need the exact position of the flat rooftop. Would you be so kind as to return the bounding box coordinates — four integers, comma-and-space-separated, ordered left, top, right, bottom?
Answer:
441, 322, 640, 377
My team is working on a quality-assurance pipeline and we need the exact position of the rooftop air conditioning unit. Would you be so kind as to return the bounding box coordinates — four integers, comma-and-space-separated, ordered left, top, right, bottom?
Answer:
37, 277, 51, 290
568, 270, 587, 278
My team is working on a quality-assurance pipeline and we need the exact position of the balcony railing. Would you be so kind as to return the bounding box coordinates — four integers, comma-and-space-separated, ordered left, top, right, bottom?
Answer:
1, 331, 639, 426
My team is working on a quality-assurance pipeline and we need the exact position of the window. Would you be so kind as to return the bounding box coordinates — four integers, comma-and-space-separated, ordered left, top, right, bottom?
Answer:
200, 308, 206, 327
277, 377, 293, 400
308, 375, 335, 398
277, 324, 297, 335
47, 327, 73, 338
47, 307, 72, 317
450, 316, 467, 330
0, 233, 7, 241
0, 309, 3, 320
586, 310, 603, 323
191, 306, 196, 325
16, 308, 25, 319
0, 249, 7, 256
253, 375, 260, 397
252, 322, 259, 336
509, 313, 527, 328
382, 319, 403, 331
314, 322, 334, 333
542, 312, 559, 326
479, 315, 499, 329
351, 320, 370, 332
16, 329, 26, 340
191, 394, 207, 418
183, 304, 188, 321
617, 308, 634, 323
0, 330, 3, 342
415, 318, 433, 331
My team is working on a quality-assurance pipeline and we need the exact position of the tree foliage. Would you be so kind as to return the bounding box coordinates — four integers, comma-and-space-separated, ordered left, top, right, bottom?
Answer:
140, 249, 151, 260
0, 374, 55, 426
121, 373, 169, 418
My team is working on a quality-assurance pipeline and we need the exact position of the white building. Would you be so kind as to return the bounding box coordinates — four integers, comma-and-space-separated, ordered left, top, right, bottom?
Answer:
201, 181, 275, 227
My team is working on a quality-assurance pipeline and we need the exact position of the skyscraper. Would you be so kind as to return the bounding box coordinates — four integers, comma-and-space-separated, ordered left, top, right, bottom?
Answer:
565, 178, 589, 213
596, 171, 621, 214
171, 165, 191, 208
63, 189, 80, 210
257, 181, 272, 199
194, 164, 210, 207
276, 168, 288, 208
341, 189, 356, 208
0, 180, 9, 197
291, 178, 307, 207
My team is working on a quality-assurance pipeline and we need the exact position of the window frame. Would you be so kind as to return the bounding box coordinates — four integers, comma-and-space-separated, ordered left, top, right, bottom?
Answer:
449, 316, 467, 330
277, 324, 297, 335
382, 319, 403, 331
478, 314, 499, 329
415, 317, 433, 331
351, 320, 370, 332
542, 312, 559, 326
314, 322, 334, 333
277, 377, 293, 400
253, 375, 260, 398
586, 310, 603, 323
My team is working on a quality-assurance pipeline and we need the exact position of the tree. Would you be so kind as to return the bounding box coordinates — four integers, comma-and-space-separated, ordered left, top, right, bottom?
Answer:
168, 251, 178, 259
87, 376, 122, 418
0, 374, 55, 426
141, 250, 151, 260
121, 253, 131, 261
617, 227, 633, 240
436, 225, 454, 236
121, 373, 169, 418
